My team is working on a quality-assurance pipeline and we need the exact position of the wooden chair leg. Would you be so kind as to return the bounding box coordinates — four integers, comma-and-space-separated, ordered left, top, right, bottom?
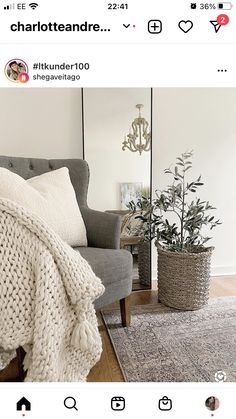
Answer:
119, 296, 131, 327
0, 347, 26, 382
16, 347, 26, 381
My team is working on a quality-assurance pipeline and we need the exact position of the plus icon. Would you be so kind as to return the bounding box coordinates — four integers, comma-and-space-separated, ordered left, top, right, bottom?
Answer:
148, 20, 162, 34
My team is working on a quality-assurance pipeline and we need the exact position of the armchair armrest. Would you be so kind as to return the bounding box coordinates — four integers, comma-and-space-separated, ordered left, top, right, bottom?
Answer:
81, 207, 121, 249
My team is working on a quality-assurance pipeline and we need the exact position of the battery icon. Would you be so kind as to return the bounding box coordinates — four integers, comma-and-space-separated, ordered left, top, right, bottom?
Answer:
218, 2, 233, 9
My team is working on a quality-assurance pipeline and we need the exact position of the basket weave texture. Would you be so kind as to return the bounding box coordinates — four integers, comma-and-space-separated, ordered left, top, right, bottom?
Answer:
138, 241, 151, 286
157, 246, 214, 310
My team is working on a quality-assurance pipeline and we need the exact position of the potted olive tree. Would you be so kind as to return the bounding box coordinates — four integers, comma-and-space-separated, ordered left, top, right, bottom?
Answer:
130, 151, 221, 310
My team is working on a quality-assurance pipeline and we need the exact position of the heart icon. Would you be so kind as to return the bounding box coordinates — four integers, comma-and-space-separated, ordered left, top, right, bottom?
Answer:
178, 20, 193, 33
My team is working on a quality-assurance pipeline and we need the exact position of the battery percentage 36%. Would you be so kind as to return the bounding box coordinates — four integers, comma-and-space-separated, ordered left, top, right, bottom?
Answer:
200, 3, 216, 9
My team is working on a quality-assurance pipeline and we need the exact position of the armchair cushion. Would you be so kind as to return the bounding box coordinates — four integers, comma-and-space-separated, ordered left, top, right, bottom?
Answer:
0, 167, 87, 247
81, 207, 121, 249
76, 247, 133, 309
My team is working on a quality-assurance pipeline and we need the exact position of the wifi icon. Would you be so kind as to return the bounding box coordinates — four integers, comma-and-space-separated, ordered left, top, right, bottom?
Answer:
29, 2, 38, 9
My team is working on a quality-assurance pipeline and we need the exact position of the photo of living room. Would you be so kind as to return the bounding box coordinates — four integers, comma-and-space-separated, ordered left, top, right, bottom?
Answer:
0, 88, 235, 382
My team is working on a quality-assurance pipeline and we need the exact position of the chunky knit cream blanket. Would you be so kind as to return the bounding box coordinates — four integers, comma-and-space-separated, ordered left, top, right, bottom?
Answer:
0, 198, 105, 381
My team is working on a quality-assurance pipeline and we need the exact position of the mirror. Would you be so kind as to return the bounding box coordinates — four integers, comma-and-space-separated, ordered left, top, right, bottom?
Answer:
83, 88, 152, 290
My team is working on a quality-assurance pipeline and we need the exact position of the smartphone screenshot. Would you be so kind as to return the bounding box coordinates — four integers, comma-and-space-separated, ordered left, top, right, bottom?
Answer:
0, 0, 235, 418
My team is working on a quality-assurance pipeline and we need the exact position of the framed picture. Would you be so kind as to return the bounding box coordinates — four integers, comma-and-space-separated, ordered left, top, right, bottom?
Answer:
120, 182, 143, 210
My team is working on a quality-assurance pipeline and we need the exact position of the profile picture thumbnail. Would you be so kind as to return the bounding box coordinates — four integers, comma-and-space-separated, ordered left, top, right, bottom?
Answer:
5, 58, 29, 83
205, 396, 220, 411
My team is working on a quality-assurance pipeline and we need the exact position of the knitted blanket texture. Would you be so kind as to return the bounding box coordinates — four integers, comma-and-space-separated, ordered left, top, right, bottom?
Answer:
0, 198, 105, 381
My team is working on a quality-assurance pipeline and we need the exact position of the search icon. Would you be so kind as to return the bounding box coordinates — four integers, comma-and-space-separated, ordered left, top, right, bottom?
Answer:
64, 396, 78, 411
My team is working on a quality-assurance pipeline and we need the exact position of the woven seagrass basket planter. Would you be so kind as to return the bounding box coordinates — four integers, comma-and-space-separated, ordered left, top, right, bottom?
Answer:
138, 241, 151, 287
157, 246, 214, 311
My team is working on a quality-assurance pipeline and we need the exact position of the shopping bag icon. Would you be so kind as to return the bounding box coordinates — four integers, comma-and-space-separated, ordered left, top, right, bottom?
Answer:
158, 396, 172, 411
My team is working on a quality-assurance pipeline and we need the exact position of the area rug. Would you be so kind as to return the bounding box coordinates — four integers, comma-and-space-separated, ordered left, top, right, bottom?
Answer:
102, 297, 236, 382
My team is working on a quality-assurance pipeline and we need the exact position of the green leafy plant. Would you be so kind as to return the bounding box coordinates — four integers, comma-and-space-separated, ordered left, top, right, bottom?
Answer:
128, 151, 221, 252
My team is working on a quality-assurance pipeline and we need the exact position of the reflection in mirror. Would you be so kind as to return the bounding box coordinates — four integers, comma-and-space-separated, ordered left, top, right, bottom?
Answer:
83, 88, 152, 290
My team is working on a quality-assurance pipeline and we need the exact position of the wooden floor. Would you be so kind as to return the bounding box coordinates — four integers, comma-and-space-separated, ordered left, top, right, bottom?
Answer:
87, 276, 236, 382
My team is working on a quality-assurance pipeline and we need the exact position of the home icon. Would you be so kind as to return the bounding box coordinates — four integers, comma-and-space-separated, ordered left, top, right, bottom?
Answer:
16, 397, 31, 411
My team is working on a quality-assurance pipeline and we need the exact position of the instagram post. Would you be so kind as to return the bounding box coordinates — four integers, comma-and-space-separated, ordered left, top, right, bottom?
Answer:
0, 0, 236, 417
0, 87, 235, 386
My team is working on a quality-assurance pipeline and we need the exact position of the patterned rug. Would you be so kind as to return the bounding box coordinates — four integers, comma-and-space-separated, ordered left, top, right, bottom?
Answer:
102, 297, 236, 382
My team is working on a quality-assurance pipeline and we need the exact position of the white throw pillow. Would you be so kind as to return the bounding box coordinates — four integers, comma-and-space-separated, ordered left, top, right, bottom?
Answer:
0, 167, 87, 247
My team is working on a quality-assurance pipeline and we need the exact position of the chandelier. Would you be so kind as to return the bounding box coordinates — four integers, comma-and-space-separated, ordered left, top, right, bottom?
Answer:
122, 104, 151, 155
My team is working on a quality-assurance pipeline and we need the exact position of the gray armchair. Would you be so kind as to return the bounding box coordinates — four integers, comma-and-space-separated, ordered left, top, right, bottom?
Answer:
0, 156, 133, 326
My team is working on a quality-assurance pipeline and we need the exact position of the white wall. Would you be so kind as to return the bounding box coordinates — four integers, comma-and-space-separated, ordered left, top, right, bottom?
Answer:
84, 88, 151, 211
153, 88, 236, 276
0, 88, 83, 158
